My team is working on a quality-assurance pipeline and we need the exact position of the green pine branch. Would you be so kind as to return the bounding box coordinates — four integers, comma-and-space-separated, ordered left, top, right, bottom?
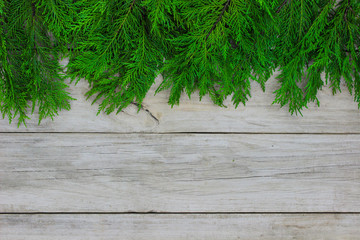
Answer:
0, 0, 76, 126
159, 0, 276, 108
68, 0, 164, 114
1, 0, 360, 125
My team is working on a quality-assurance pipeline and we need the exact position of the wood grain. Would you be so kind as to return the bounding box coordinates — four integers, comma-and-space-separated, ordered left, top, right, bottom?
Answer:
2, 54, 358, 238
1, 60, 360, 133
1, 133, 359, 212
1, 214, 359, 240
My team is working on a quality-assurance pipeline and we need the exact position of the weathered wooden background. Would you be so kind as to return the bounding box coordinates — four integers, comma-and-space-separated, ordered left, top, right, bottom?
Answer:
1, 66, 360, 239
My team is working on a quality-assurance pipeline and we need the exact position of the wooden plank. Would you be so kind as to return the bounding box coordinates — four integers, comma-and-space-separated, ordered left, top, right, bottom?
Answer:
1, 214, 359, 240
1, 60, 360, 133
0, 133, 359, 212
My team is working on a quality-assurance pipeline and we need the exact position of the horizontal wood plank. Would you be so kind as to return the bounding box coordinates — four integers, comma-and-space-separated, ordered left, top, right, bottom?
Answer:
1, 214, 359, 240
0, 133, 359, 212
1, 60, 360, 133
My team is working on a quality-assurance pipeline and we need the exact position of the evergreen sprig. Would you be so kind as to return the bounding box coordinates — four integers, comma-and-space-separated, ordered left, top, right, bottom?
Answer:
68, 0, 164, 114
1, 0, 359, 125
0, 0, 76, 126
158, 0, 277, 107
274, 0, 360, 114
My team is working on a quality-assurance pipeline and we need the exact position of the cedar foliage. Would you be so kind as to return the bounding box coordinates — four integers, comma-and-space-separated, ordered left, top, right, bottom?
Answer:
274, 0, 360, 114
68, 0, 164, 114
158, 0, 278, 107
0, 0, 77, 126
0, 0, 359, 125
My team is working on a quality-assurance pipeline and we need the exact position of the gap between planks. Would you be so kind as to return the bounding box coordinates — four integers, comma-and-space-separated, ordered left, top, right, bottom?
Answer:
1, 132, 360, 135
2, 212, 360, 215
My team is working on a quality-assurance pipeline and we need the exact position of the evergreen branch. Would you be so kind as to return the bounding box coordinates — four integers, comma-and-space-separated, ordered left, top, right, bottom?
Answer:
276, 0, 289, 13
205, 0, 231, 40
0, 0, 75, 126
68, 0, 163, 114
99, 0, 136, 59
1, 0, 360, 125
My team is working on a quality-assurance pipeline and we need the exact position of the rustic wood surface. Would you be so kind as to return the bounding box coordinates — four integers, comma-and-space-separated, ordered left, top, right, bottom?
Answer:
0, 133, 359, 213
1, 64, 359, 238
1, 214, 359, 240
0, 59, 359, 133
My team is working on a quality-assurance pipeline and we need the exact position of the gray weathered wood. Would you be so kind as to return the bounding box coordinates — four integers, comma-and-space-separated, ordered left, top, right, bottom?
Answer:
1, 59, 360, 133
1, 133, 359, 212
1, 214, 359, 240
